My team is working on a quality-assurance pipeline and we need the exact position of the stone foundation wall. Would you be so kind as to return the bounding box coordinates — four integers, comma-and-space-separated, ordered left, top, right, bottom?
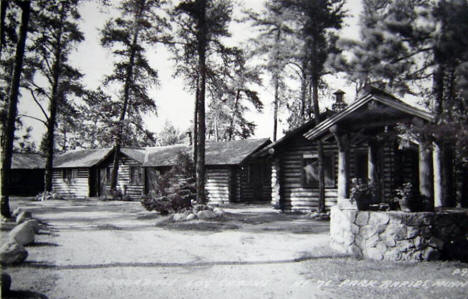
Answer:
330, 206, 468, 261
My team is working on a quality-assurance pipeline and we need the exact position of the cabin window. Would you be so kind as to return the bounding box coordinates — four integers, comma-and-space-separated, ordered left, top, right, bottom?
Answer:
130, 166, 142, 185
62, 169, 77, 184
302, 153, 335, 188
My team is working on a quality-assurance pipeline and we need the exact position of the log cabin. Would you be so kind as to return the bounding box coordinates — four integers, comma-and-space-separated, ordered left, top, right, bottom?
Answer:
256, 87, 443, 212
143, 138, 272, 204
52, 147, 145, 200
10, 152, 45, 196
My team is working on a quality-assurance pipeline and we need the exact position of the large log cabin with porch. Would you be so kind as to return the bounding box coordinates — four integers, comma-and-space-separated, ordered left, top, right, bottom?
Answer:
52, 147, 145, 200
257, 86, 461, 212
143, 138, 272, 204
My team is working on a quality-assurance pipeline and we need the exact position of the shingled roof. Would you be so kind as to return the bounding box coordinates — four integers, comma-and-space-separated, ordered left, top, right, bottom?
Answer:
53, 147, 147, 168
53, 148, 113, 168
143, 138, 271, 167
11, 153, 45, 169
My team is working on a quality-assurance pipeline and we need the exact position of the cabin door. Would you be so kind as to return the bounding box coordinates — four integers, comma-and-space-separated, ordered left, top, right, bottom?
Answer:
99, 168, 107, 196
250, 163, 264, 201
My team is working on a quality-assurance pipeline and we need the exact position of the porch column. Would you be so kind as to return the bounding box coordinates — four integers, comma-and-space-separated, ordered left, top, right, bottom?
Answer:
330, 125, 350, 206
419, 138, 433, 207
368, 138, 381, 199
271, 156, 281, 209
433, 142, 443, 208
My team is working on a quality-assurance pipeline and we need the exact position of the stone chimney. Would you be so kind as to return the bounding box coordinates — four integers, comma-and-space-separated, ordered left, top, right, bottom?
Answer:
332, 89, 347, 112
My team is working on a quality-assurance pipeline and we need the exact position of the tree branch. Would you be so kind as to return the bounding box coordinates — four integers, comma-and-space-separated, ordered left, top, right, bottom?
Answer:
17, 114, 48, 126
28, 88, 50, 121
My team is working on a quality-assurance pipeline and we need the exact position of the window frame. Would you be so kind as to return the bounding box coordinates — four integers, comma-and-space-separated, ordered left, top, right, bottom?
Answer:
302, 152, 336, 188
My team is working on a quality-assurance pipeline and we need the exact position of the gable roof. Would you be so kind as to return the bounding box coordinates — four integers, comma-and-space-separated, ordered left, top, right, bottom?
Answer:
11, 153, 45, 169
143, 138, 271, 167
53, 148, 113, 168
303, 87, 434, 140
121, 148, 146, 164
252, 111, 335, 158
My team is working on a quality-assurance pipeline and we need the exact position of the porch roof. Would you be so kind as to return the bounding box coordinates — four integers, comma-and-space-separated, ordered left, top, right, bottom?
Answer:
303, 87, 434, 140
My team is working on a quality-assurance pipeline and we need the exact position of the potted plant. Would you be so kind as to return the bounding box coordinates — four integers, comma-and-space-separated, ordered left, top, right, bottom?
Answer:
350, 178, 376, 211
395, 182, 416, 212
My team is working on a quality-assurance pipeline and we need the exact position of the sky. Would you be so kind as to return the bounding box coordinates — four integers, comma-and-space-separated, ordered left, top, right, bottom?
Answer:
21, 0, 363, 146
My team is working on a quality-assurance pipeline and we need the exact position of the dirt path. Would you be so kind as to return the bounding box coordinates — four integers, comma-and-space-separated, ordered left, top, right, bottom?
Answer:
2, 199, 337, 299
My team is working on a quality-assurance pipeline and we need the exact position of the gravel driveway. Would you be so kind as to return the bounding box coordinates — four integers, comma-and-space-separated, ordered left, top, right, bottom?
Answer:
2, 199, 336, 299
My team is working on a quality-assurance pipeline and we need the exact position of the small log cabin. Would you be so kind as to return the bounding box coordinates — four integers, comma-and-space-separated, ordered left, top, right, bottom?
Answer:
52, 148, 145, 200
10, 153, 45, 196
143, 138, 272, 204
257, 87, 441, 212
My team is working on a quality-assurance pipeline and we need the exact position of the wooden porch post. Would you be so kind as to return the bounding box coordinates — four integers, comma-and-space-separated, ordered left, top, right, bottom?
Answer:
419, 138, 433, 207
368, 138, 381, 199
433, 142, 443, 208
330, 125, 349, 206
271, 155, 281, 209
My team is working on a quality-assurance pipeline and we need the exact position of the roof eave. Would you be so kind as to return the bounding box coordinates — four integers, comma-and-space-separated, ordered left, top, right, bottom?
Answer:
303, 93, 434, 140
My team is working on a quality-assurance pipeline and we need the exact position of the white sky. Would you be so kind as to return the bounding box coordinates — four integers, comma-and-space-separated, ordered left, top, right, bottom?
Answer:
21, 0, 363, 146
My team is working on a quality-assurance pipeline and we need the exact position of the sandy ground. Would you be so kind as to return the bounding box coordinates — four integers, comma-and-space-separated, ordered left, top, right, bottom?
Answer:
1, 199, 337, 299
3, 199, 467, 299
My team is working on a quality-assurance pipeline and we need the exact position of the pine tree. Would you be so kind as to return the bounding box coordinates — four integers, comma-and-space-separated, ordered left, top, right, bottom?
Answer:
101, 0, 168, 192
280, 0, 346, 213
206, 48, 263, 141
247, 0, 293, 141
171, 0, 234, 203
1, 0, 30, 217
25, 0, 84, 191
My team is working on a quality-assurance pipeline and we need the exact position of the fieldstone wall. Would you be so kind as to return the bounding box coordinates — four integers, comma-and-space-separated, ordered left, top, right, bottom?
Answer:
330, 206, 468, 261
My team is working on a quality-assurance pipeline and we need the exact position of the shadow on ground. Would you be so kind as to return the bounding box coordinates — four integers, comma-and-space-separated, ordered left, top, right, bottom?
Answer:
3, 290, 49, 299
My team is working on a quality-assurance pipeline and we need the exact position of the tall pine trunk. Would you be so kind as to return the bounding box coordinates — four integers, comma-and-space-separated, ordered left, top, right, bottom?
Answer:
228, 89, 240, 141
0, 0, 8, 58
109, 6, 142, 192
273, 74, 279, 142
311, 75, 325, 213
195, 0, 207, 203
44, 4, 66, 192
193, 81, 198, 166
1, 0, 30, 217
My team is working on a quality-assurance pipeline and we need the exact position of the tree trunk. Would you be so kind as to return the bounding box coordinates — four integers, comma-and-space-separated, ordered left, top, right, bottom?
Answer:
1, 0, 30, 217
273, 74, 279, 142
110, 7, 142, 191
228, 89, 240, 141
193, 82, 198, 167
311, 75, 325, 212
44, 4, 67, 192
0, 0, 8, 59
195, 0, 207, 203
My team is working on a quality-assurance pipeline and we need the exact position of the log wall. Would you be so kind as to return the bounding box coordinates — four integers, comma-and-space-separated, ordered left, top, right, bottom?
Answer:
276, 136, 338, 212
52, 168, 89, 199
206, 166, 232, 205
99, 155, 144, 200
275, 136, 403, 212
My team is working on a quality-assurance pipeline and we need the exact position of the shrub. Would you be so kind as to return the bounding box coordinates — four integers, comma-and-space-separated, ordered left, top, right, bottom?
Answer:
141, 151, 195, 214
